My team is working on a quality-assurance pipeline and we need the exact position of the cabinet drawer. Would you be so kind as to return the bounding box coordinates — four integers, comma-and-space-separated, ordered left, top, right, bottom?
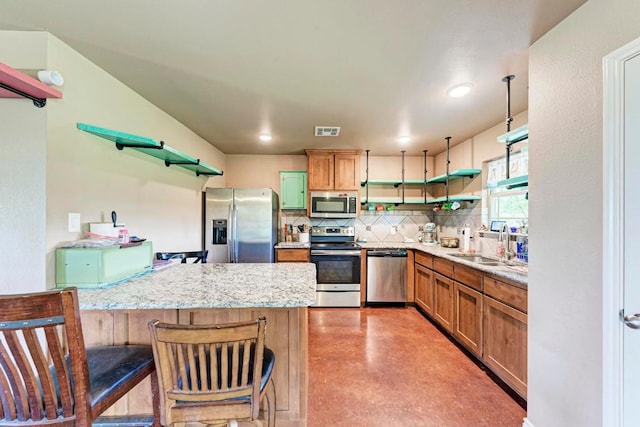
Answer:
433, 257, 453, 278
275, 248, 310, 262
414, 251, 433, 269
484, 277, 527, 313
453, 263, 483, 292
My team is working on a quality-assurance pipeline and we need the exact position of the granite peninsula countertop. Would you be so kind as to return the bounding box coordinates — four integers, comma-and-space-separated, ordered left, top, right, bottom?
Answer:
357, 241, 528, 286
78, 263, 317, 310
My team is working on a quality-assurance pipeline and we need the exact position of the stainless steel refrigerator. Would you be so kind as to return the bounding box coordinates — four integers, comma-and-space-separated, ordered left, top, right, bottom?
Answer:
204, 188, 279, 263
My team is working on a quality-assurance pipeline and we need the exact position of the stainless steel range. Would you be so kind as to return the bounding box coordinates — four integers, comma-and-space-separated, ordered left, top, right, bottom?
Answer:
310, 226, 361, 307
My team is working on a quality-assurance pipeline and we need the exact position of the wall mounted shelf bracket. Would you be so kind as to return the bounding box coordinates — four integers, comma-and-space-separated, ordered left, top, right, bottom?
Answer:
0, 81, 47, 107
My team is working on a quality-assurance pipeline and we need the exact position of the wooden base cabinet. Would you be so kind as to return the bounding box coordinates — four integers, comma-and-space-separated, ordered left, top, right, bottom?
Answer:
413, 251, 527, 399
433, 273, 454, 333
276, 248, 310, 262
453, 282, 483, 357
482, 295, 528, 398
414, 263, 434, 315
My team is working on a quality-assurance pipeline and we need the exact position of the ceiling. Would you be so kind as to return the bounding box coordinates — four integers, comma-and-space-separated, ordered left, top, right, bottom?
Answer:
0, 0, 586, 156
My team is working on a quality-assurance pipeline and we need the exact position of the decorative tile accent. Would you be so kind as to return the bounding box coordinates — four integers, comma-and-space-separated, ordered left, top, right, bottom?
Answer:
398, 216, 421, 240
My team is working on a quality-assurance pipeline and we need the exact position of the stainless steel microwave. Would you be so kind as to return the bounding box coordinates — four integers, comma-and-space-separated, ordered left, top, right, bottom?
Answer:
309, 191, 358, 218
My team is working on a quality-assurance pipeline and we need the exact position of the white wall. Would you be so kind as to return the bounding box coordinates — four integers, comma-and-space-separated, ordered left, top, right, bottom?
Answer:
0, 98, 47, 294
528, 0, 640, 426
0, 32, 49, 294
225, 155, 306, 190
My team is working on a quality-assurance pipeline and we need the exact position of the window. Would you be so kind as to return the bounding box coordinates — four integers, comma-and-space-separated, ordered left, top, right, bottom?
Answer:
486, 150, 528, 228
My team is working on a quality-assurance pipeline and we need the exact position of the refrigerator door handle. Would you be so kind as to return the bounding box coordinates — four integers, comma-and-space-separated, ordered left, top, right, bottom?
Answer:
232, 204, 239, 263
227, 205, 234, 263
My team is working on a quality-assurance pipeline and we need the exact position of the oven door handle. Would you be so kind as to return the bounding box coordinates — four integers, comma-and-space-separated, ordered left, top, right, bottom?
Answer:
311, 250, 362, 256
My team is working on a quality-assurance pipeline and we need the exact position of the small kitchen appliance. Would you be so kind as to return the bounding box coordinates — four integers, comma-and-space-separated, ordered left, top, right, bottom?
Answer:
309, 191, 358, 218
423, 222, 437, 246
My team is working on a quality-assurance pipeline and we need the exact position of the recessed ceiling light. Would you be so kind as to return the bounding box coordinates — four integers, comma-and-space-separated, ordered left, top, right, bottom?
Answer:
259, 134, 272, 142
447, 83, 474, 98
397, 136, 411, 143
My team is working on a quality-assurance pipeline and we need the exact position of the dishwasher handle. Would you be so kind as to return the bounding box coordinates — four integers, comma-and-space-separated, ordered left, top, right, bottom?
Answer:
367, 249, 408, 257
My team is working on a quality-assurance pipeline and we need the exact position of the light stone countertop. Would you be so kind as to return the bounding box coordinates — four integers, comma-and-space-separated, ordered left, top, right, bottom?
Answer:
78, 263, 317, 310
357, 241, 528, 286
274, 242, 310, 249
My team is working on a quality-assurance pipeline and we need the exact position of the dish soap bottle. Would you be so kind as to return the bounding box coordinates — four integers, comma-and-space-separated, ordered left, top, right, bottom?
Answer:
118, 228, 130, 245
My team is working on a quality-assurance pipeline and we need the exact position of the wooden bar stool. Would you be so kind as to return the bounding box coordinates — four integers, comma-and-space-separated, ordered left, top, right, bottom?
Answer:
0, 287, 160, 426
148, 317, 276, 427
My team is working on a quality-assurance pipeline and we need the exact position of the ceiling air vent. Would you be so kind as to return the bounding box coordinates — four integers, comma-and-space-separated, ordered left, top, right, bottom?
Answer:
314, 126, 341, 137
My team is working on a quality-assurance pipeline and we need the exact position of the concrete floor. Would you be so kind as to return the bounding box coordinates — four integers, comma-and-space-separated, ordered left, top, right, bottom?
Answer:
307, 307, 526, 427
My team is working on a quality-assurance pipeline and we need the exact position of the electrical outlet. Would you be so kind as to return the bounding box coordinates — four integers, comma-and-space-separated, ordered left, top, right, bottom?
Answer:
390, 226, 397, 235
68, 213, 81, 232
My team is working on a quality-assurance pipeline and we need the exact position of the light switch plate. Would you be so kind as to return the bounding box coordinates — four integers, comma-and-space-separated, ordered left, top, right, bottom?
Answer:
68, 212, 81, 233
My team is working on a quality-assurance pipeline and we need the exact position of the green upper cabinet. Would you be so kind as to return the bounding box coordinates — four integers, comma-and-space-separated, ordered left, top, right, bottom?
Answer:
280, 171, 307, 209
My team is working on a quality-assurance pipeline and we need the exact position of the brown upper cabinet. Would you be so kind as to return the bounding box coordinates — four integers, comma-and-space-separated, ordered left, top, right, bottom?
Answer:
305, 149, 362, 190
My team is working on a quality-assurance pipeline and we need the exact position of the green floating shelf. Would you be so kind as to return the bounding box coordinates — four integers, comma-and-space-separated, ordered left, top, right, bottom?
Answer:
428, 195, 481, 204
497, 124, 529, 144
360, 179, 428, 188
362, 197, 427, 205
361, 195, 480, 206
497, 174, 528, 189
427, 169, 482, 184
77, 123, 223, 177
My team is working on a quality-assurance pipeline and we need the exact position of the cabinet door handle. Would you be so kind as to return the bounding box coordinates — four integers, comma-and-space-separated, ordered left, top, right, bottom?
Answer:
624, 313, 640, 329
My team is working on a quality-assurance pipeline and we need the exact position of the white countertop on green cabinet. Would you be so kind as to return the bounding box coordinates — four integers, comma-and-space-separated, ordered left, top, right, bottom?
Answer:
78, 263, 317, 310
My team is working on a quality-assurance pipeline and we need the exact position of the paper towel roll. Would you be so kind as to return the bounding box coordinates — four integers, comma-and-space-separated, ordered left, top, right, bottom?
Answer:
90, 222, 124, 237
462, 225, 471, 252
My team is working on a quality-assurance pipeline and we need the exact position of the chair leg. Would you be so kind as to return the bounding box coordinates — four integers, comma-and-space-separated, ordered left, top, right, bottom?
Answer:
150, 371, 162, 427
263, 378, 276, 427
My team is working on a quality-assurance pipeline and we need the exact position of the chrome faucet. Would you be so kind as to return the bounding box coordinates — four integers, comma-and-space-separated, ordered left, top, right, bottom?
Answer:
502, 225, 515, 260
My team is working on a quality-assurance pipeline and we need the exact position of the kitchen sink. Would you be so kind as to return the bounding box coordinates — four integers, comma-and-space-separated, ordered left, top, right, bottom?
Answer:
448, 253, 529, 275
447, 253, 529, 275
448, 253, 498, 264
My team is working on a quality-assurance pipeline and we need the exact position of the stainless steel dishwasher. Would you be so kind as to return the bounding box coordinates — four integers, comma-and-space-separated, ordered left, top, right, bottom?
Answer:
366, 249, 407, 305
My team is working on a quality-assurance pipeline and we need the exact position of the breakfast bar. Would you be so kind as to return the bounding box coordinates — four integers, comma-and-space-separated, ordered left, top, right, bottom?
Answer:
77, 263, 316, 427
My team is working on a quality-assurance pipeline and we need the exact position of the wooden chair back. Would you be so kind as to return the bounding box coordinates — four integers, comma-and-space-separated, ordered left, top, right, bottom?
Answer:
0, 288, 93, 426
148, 317, 268, 426
155, 250, 208, 263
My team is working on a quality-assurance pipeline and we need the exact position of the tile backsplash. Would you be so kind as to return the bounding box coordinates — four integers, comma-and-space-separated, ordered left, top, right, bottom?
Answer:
280, 202, 483, 244
280, 203, 525, 261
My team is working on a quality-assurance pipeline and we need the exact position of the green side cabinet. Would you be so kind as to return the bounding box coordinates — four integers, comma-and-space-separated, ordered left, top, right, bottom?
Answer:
280, 171, 307, 209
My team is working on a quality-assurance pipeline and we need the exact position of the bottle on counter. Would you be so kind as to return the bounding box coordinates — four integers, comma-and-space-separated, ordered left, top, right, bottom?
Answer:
118, 228, 130, 244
